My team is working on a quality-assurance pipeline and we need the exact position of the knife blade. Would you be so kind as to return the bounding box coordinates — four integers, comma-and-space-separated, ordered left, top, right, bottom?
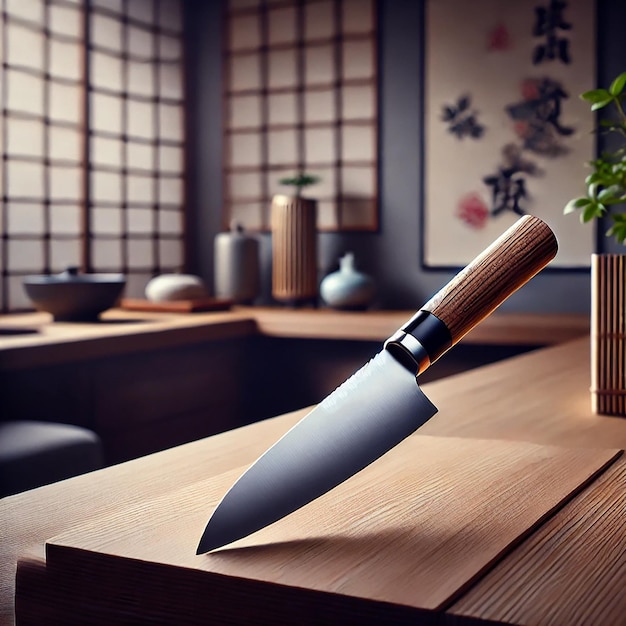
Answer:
197, 215, 557, 554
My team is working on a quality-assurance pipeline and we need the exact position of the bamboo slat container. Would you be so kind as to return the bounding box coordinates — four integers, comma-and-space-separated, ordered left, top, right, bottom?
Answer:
270, 194, 318, 305
591, 253, 626, 416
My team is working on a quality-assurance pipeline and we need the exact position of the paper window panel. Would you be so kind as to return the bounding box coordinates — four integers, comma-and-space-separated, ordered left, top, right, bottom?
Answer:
342, 125, 376, 161
228, 171, 263, 200
127, 99, 155, 139
127, 207, 153, 233
91, 170, 123, 204
6, 23, 44, 70
305, 45, 334, 86
8, 276, 34, 309
6, 203, 44, 235
343, 0, 374, 34
127, 0, 155, 26
230, 95, 262, 129
128, 141, 154, 171
305, 127, 335, 164
128, 238, 154, 269
91, 237, 123, 271
159, 63, 183, 100
49, 125, 81, 163
342, 40, 374, 80
6, 70, 44, 116
227, 202, 264, 229
49, 40, 82, 81
127, 26, 153, 59
7, 239, 44, 271
158, 34, 181, 62
157, 144, 181, 173
268, 6, 297, 45
158, 176, 183, 206
267, 92, 298, 126
50, 204, 82, 235
158, 209, 182, 235
268, 49, 297, 89
341, 165, 376, 197
127, 60, 155, 97
158, 237, 183, 267
5, 0, 44, 25
265, 170, 288, 199
49, 82, 81, 123
49, 165, 82, 201
91, 92, 123, 133
304, 1, 334, 40
301, 167, 336, 199
91, 51, 124, 92
229, 132, 261, 167
127, 174, 154, 205
93, 206, 123, 235
158, 103, 183, 141
91, 14, 123, 51
267, 129, 298, 165
342, 84, 375, 120
7, 118, 45, 158
49, 4, 82, 38
230, 54, 261, 91
316, 200, 338, 229
6, 160, 44, 198
230, 14, 261, 51
50, 238, 82, 272
92, 134, 122, 167
304, 89, 335, 123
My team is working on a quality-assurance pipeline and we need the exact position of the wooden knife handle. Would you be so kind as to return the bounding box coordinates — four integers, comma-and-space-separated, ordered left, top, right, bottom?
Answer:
422, 215, 557, 346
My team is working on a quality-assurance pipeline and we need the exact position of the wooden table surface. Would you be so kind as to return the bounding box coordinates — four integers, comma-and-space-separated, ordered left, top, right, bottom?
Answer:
3, 336, 626, 625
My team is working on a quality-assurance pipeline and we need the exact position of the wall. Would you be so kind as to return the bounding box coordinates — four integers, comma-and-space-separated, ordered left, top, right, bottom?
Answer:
185, 0, 626, 314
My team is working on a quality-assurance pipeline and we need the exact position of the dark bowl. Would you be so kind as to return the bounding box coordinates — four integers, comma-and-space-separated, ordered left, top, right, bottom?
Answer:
23, 268, 126, 322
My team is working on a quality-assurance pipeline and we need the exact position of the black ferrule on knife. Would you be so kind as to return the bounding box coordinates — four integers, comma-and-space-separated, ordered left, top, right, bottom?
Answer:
384, 311, 452, 376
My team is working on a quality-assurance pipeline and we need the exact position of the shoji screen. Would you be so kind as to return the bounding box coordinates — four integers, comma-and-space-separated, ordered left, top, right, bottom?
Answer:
224, 0, 378, 232
88, 0, 186, 298
0, 0, 186, 311
1, 0, 84, 310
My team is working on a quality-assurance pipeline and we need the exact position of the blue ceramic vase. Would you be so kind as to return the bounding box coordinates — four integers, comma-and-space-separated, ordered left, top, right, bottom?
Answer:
320, 252, 375, 310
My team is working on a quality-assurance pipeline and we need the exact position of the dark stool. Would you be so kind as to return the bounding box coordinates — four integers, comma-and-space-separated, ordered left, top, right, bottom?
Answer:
0, 421, 104, 498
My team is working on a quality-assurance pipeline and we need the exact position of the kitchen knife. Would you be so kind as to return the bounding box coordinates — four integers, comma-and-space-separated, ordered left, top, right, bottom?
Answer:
197, 215, 557, 554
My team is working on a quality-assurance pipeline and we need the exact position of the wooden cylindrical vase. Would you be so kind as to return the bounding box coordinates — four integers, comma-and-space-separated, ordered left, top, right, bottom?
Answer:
591, 253, 626, 416
271, 194, 318, 305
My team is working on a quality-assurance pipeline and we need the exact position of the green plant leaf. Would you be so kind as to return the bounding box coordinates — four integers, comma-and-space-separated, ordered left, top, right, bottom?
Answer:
581, 88, 611, 103
591, 98, 615, 111
610, 72, 626, 96
564, 197, 591, 214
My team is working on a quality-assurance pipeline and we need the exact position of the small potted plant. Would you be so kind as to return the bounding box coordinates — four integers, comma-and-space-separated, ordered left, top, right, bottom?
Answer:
564, 71, 626, 417
271, 172, 321, 306
564, 71, 626, 243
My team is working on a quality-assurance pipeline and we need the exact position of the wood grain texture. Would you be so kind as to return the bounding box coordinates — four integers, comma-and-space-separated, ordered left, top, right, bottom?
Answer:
39, 437, 619, 624
423, 215, 558, 344
591, 254, 626, 416
5, 337, 626, 625
450, 455, 626, 626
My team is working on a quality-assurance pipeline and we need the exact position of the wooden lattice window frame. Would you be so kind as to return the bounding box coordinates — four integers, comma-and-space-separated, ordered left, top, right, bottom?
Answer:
223, 0, 379, 232
0, 0, 187, 312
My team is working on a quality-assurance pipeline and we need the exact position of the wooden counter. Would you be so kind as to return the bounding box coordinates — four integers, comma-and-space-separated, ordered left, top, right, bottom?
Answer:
0, 308, 589, 370
3, 337, 626, 625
